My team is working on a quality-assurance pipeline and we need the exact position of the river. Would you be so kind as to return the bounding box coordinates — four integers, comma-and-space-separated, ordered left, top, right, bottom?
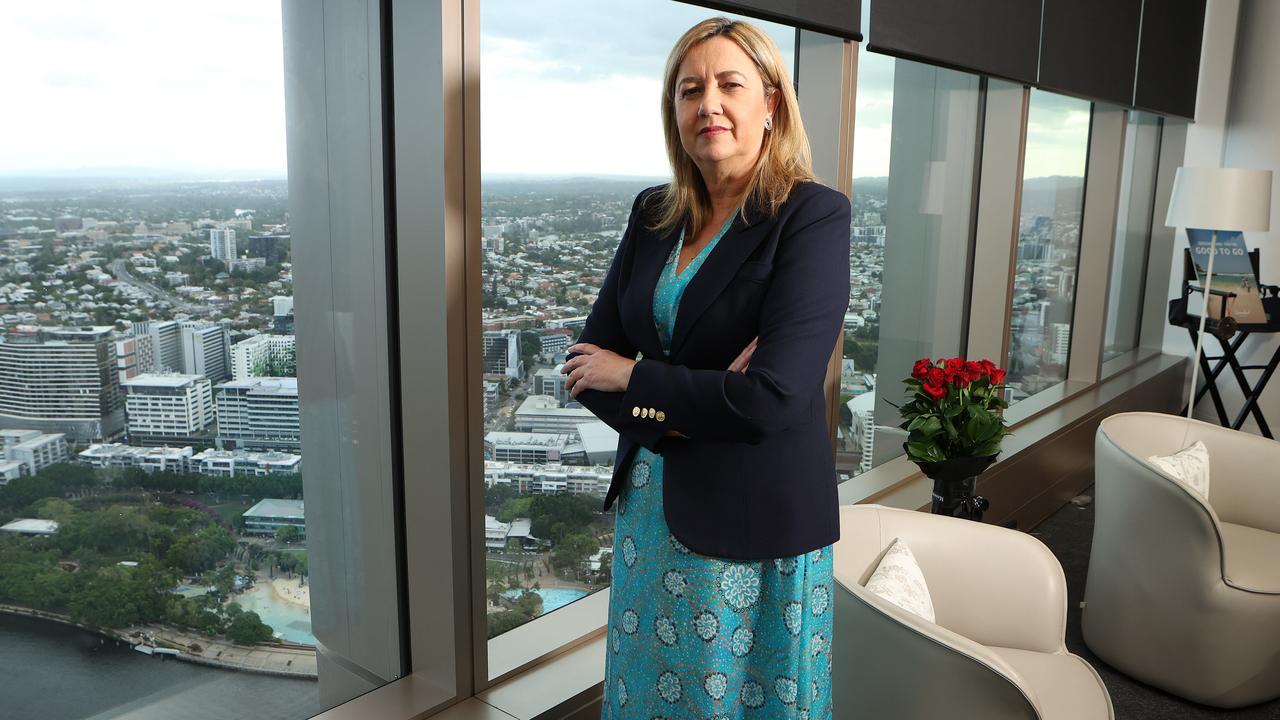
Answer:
0, 614, 320, 720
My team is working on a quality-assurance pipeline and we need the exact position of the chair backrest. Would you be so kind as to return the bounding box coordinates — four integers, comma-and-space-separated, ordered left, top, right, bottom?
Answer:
835, 504, 1067, 653
832, 572, 1040, 720
1091, 413, 1227, 594
833, 504, 1042, 719
1098, 411, 1244, 508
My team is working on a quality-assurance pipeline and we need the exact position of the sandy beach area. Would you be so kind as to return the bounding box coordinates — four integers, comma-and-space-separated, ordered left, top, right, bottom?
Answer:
268, 577, 310, 610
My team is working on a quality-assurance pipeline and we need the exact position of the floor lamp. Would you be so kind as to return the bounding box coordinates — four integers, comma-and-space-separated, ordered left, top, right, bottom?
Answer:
1165, 166, 1273, 435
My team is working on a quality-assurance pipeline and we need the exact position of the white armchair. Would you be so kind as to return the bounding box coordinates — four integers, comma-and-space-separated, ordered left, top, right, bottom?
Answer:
832, 504, 1113, 720
1084, 412, 1280, 708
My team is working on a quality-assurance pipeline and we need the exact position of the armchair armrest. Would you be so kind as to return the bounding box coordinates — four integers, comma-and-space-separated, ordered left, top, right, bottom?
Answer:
1197, 424, 1280, 534
903, 518, 1069, 654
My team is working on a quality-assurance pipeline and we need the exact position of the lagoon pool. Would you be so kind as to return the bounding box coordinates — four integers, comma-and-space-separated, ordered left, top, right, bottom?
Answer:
500, 587, 589, 613
231, 583, 315, 646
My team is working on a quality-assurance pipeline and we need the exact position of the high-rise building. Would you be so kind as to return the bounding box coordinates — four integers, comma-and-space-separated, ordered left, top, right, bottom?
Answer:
271, 295, 295, 333
215, 377, 300, 451
539, 329, 572, 357
482, 330, 522, 379
135, 320, 183, 372
180, 322, 231, 384
210, 226, 237, 263
483, 379, 500, 418
1051, 323, 1072, 365
533, 365, 569, 405
846, 392, 877, 474
231, 334, 297, 380
0, 326, 125, 441
247, 233, 288, 261
123, 373, 215, 443
115, 334, 157, 383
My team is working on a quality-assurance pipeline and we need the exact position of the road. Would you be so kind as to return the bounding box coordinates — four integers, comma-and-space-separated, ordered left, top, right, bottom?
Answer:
111, 258, 210, 315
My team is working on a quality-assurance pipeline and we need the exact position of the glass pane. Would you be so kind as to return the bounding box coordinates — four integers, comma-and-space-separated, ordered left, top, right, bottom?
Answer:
1103, 112, 1162, 361
838, 49, 982, 481
1004, 90, 1092, 404
0, 4, 398, 717
479, 0, 794, 644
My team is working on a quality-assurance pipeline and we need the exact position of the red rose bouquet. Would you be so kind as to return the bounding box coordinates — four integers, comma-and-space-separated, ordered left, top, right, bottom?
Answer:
890, 356, 1012, 464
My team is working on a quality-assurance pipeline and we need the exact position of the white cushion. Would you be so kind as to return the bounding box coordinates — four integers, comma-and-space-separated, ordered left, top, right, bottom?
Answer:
1147, 440, 1211, 498
864, 537, 935, 623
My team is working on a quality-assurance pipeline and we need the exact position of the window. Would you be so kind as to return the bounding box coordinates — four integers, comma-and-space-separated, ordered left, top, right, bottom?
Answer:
0, 4, 401, 717
1004, 90, 1092, 405
1103, 111, 1162, 361
477, 0, 794, 658
838, 48, 983, 480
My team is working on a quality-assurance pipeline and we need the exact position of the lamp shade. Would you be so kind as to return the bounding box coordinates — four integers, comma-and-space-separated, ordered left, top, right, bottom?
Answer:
1165, 166, 1273, 233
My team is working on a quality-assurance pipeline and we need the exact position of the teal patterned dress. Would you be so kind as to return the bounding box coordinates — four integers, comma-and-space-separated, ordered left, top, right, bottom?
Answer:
601, 214, 835, 719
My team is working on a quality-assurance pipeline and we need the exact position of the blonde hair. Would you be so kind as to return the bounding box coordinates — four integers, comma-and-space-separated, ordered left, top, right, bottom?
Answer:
649, 16, 815, 236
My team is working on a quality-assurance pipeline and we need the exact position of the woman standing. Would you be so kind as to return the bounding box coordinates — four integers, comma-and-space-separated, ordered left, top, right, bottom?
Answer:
561, 16, 850, 719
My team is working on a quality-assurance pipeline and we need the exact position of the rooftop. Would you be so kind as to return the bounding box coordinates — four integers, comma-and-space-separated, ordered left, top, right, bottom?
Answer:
515, 395, 593, 416
216, 377, 299, 393
573, 421, 619, 454
244, 498, 305, 520
124, 373, 206, 388
79, 443, 193, 459
1, 518, 60, 535
485, 431, 572, 448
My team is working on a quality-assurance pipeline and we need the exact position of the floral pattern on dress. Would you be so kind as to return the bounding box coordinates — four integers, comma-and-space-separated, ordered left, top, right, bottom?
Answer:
600, 212, 834, 719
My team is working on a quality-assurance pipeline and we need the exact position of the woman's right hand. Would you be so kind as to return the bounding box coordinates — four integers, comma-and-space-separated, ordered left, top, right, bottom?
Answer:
727, 336, 759, 373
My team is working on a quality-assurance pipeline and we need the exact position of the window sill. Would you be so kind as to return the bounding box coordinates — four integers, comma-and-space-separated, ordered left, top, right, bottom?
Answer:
336, 352, 1185, 720
488, 585, 609, 683
860, 352, 1184, 512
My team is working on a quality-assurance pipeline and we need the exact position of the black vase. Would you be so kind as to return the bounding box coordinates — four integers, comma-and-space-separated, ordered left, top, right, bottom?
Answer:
906, 448, 998, 522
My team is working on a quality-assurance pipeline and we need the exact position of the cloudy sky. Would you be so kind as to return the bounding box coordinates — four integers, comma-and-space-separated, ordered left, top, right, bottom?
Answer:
1, 1, 1087, 180
0, 1, 287, 178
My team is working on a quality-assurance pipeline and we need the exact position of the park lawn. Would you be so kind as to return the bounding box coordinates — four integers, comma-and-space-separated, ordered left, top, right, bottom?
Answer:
204, 498, 254, 525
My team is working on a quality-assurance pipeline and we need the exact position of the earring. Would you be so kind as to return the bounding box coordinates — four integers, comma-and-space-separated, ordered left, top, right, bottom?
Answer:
764, 116, 773, 130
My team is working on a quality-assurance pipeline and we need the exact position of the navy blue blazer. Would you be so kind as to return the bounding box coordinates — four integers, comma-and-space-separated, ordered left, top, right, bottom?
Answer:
566, 180, 851, 561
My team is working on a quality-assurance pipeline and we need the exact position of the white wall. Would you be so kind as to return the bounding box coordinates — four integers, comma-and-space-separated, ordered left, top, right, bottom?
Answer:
1162, 0, 1280, 434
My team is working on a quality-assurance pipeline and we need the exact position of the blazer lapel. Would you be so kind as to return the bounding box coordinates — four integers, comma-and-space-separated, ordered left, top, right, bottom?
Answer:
634, 223, 680, 360
668, 197, 772, 359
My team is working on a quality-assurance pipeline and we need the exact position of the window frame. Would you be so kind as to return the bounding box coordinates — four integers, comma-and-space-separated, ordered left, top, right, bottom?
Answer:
299, 3, 1194, 718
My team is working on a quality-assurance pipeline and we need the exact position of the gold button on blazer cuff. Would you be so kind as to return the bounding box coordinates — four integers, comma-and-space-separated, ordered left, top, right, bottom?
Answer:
632, 406, 641, 417
656, 410, 666, 422
647, 407, 655, 419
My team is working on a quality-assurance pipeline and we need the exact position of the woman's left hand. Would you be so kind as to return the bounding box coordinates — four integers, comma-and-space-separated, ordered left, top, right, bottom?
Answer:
562, 343, 636, 397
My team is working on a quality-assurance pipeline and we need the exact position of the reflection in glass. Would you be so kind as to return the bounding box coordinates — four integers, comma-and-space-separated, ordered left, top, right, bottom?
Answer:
478, 0, 794, 641
1103, 112, 1162, 361
837, 50, 982, 481
0, 3, 334, 718
1004, 90, 1092, 404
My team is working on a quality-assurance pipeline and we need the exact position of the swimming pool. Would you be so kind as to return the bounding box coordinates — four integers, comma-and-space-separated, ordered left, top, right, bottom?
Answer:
231, 583, 315, 646
500, 587, 589, 613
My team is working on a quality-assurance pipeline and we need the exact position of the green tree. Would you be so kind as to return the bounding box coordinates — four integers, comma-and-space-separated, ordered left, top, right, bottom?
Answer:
528, 492, 593, 545
226, 609, 274, 645
496, 496, 533, 524
551, 531, 597, 577
165, 526, 234, 574
275, 525, 300, 544
208, 564, 237, 597
484, 483, 520, 511
30, 498, 76, 524
597, 550, 613, 584
69, 561, 172, 629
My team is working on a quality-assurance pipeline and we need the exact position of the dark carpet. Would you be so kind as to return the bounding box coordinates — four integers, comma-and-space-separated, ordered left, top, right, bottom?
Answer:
1028, 488, 1280, 720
